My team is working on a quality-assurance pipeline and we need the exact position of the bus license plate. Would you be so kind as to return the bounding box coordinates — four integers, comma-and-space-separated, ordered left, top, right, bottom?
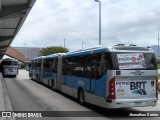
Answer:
134, 101, 142, 105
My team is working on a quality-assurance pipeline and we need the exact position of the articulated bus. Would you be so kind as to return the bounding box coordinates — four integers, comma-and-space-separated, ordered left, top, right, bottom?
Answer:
29, 45, 158, 108
1, 58, 18, 77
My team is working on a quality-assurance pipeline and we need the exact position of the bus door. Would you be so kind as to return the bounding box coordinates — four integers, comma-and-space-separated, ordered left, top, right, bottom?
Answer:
86, 55, 98, 93
56, 56, 63, 91
52, 58, 58, 87
40, 58, 44, 82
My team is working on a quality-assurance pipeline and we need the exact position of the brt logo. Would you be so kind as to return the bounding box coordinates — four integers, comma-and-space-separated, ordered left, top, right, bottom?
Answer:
130, 82, 147, 95
130, 82, 146, 90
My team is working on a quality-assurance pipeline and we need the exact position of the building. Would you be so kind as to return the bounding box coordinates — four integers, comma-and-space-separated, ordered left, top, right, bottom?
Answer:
14, 47, 43, 60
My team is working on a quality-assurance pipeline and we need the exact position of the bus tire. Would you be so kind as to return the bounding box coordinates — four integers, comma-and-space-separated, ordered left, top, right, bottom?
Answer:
37, 76, 40, 83
78, 89, 85, 105
36, 75, 38, 82
29, 73, 31, 78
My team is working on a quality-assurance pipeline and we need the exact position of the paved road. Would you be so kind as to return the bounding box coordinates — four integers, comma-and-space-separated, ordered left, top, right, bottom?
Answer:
3, 70, 160, 120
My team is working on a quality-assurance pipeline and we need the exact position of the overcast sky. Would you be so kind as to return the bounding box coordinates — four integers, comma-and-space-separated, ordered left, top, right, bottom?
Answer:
11, 0, 160, 51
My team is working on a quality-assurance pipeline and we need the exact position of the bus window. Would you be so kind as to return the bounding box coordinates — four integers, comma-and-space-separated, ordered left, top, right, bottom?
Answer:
52, 59, 58, 73
1, 59, 18, 77
144, 53, 157, 69
111, 52, 157, 70
63, 56, 85, 77
99, 53, 107, 76
86, 54, 101, 79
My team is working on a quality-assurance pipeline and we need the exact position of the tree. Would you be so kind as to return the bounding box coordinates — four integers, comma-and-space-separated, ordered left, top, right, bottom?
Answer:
38, 46, 69, 56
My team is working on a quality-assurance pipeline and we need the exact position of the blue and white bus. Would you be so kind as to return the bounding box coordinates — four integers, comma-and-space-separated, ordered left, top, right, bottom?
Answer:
29, 45, 158, 108
29, 56, 45, 82
1, 58, 18, 77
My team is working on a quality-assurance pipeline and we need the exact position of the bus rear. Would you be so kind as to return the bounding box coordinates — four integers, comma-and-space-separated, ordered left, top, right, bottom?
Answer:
2, 59, 18, 77
106, 46, 158, 108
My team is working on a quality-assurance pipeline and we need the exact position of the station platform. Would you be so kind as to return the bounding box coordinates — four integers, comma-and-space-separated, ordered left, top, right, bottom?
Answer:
0, 73, 15, 120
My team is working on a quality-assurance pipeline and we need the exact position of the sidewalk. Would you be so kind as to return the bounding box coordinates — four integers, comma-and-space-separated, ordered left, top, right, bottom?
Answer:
0, 73, 15, 120
0, 73, 5, 111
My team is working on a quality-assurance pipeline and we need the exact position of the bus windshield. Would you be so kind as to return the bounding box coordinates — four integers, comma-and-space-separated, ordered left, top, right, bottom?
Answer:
3, 61, 18, 66
111, 52, 157, 70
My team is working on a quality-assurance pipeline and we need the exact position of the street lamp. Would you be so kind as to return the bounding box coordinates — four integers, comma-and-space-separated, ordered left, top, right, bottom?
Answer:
82, 41, 84, 49
94, 0, 101, 45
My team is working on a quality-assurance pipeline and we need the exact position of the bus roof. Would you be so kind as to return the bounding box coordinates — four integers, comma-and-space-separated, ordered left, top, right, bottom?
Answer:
65, 45, 154, 57
65, 47, 106, 57
44, 53, 66, 59
31, 45, 154, 59
45, 54, 58, 59
2, 58, 18, 61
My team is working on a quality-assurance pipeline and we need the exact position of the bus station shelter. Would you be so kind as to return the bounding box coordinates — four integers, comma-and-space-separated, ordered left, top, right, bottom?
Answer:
0, 0, 36, 61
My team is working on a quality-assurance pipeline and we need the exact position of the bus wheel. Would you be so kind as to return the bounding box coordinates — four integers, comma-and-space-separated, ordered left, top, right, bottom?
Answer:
36, 75, 38, 82
29, 73, 31, 78
37, 77, 40, 83
78, 89, 85, 105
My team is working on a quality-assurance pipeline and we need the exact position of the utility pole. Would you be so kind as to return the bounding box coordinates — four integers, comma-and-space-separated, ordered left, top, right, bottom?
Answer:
64, 39, 66, 48
158, 27, 159, 56
94, 0, 101, 45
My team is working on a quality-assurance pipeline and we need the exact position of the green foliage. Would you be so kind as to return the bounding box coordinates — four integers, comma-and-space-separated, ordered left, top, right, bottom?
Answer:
157, 58, 160, 64
158, 64, 160, 69
156, 57, 160, 69
39, 46, 69, 56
